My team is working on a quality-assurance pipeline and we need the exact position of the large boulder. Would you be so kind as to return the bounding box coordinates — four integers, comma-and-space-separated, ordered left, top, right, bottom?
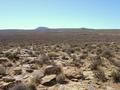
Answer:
63, 67, 84, 80
30, 70, 44, 84
41, 75, 56, 86
44, 65, 62, 75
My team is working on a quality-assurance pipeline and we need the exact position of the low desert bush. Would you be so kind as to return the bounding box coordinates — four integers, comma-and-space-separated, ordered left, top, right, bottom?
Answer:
66, 48, 75, 55
0, 65, 6, 75
111, 69, 120, 83
109, 58, 120, 67
56, 73, 67, 84
8, 83, 37, 90
38, 54, 52, 65
5, 52, 19, 61
73, 58, 83, 67
80, 53, 88, 59
101, 49, 113, 59
44, 65, 62, 75
93, 68, 107, 82
47, 52, 59, 59
90, 56, 102, 70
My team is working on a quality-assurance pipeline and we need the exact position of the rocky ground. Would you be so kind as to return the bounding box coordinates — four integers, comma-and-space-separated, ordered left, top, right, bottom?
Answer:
0, 42, 120, 90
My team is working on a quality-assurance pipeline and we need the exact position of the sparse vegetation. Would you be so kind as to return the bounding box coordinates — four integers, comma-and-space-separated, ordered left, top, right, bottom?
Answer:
5, 52, 19, 61
93, 68, 107, 82
101, 48, 113, 59
8, 83, 37, 90
111, 69, 120, 83
0, 30, 119, 90
47, 52, 59, 59
90, 56, 102, 70
0, 65, 6, 75
56, 73, 66, 84
44, 65, 62, 75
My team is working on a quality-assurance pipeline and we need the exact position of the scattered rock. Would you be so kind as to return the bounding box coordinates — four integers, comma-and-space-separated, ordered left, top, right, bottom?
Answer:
26, 69, 34, 73
83, 71, 94, 80
13, 67, 22, 75
14, 75, 24, 81
7, 82, 37, 90
3, 76, 15, 82
0, 57, 9, 63
41, 75, 56, 86
30, 70, 44, 84
56, 73, 67, 84
64, 67, 84, 80
44, 65, 62, 75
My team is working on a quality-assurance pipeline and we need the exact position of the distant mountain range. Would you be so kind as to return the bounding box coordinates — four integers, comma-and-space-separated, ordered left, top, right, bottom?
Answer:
34, 27, 96, 32
0, 27, 120, 32
0, 27, 120, 37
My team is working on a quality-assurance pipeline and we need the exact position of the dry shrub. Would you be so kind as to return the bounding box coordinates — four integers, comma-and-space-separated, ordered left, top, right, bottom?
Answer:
44, 65, 62, 75
90, 56, 102, 70
47, 52, 59, 59
5, 52, 19, 61
111, 69, 120, 83
0, 65, 6, 75
28, 51, 37, 57
66, 48, 75, 55
7, 83, 37, 90
80, 53, 88, 59
96, 47, 102, 55
79, 50, 88, 59
74, 47, 81, 51
109, 58, 120, 67
30, 70, 44, 85
62, 55, 69, 60
38, 55, 52, 65
93, 68, 107, 82
101, 48, 113, 59
56, 73, 67, 84
73, 58, 83, 67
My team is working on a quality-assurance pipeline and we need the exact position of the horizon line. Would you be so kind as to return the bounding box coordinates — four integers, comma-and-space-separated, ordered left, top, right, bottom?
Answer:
0, 27, 120, 30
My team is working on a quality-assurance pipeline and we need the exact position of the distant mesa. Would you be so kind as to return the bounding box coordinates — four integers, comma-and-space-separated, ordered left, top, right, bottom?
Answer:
35, 27, 49, 31
79, 27, 95, 31
80, 27, 89, 30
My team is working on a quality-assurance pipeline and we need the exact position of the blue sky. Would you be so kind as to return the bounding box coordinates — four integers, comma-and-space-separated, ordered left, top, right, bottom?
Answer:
0, 0, 120, 29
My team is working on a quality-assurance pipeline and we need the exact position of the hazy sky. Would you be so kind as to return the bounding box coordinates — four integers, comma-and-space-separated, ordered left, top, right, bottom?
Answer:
0, 0, 120, 29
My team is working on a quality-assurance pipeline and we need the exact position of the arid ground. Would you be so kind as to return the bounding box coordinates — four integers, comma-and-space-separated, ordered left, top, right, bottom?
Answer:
0, 28, 120, 90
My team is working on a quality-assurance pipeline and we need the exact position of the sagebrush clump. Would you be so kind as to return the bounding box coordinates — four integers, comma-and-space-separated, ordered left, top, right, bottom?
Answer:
90, 56, 102, 70
0, 65, 6, 75
111, 69, 120, 83
7, 83, 37, 90
93, 68, 107, 82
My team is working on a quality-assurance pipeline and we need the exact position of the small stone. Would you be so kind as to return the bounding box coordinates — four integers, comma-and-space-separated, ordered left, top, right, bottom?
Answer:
3, 76, 15, 82
7, 62, 13, 67
41, 75, 56, 85
56, 73, 67, 84
0, 75, 3, 78
14, 75, 24, 81
44, 65, 62, 75
30, 64, 38, 70
83, 71, 94, 80
13, 67, 22, 75
0, 57, 9, 63
30, 70, 44, 84
26, 69, 33, 73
